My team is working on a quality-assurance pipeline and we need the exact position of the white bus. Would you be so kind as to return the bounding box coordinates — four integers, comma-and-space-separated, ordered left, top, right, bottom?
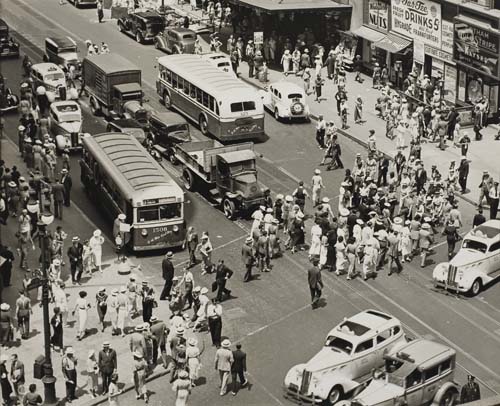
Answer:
156, 54, 265, 142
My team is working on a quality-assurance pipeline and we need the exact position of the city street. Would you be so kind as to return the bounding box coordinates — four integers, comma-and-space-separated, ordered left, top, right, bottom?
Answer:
2, 0, 500, 405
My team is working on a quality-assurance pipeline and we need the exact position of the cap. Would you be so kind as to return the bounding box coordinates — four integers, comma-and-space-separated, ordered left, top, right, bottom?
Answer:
118, 213, 126, 220
245, 237, 253, 243
221, 338, 231, 348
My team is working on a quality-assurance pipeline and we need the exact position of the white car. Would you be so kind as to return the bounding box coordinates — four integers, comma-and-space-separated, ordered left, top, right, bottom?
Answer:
200, 53, 236, 78
432, 219, 500, 296
259, 81, 310, 121
30, 62, 67, 101
48, 101, 83, 152
283, 310, 407, 405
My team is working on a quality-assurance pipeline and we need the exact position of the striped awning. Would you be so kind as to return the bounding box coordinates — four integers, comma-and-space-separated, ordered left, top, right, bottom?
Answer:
351, 25, 385, 43
375, 32, 412, 54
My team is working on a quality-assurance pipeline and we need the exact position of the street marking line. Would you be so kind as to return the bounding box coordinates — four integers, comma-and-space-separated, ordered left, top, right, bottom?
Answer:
246, 372, 285, 406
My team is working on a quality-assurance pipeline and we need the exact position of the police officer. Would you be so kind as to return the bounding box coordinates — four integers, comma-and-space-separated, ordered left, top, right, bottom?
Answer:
460, 375, 480, 403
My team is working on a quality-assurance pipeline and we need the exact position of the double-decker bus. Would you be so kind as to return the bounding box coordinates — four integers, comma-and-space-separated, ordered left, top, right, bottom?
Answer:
156, 54, 264, 142
80, 132, 185, 251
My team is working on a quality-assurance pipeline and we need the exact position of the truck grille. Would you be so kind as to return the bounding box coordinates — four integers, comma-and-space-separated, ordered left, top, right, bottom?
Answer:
300, 370, 311, 395
447, 265, 457, 285
71, 133, 79, 147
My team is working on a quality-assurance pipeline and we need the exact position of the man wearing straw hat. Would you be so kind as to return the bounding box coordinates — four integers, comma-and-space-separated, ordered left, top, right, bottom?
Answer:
215, 339, 233, 396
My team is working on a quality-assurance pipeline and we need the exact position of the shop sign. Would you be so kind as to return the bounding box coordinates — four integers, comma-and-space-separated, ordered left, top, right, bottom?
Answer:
466, 0, 493, 6
414, 40, 425, 63
391, 0, 441, 48
454, 21, 499, 77
253, 31, 263, 45
443, 64, 456, 103
367, 0, 388, 31
441, 20, 454, 55
424, 44, 454, 64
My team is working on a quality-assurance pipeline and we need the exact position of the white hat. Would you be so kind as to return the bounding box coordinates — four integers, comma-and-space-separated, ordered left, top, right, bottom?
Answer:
8, 181, 16, 188
314, 169, 321, 175
356, 219, 364, 225
322, 197, 330, 203
276, 194, 284, 200
221, 338, 231, 348
61, 168, 68, 174
176, 326, 185, 334
135, 324, 144, 332
0, 303, 10, 311
72, 236, 80, 242
296, 212, 305, 219
150, 316, 158, 322
422, 223, 431, 229
393, 217, 403, 225
93, 230, 101, 237
65, 347, 75, 355
133, 351, 143, 359
285, 195, 293, 202
193, 286, 201, 293
118, 213, 126, 220
53, 259, 61, 266
339, 207, 349, 217
266, 208, 273, 213
120, 286, 126, 293
201, 287, 209, 294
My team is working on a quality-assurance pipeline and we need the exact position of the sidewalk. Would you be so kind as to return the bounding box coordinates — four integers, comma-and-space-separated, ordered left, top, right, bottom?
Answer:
171, 2, 500, 208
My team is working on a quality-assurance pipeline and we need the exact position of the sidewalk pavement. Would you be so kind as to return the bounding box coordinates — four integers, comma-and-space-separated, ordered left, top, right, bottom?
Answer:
170, 2, 500, 208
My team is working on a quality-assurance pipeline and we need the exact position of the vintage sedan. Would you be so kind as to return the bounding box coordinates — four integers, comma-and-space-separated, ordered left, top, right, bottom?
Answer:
432, 220, 500, 296
0, 18, 20, 58
30, 63, 67, 101
118, 11, 165, 44
283, 310, 407, 405
44, 37, 82, 78
154, 27, 196, 54
48, 101, 83, 152
259, 81, 310, 121
106, 118, 146, 144
345, 339, 459, 406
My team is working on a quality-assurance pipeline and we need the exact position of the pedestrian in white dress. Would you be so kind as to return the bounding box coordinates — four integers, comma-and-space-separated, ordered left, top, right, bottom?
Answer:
186, 337, 202, 387
89, 229, 104, 273
108, 373, 122, 406
319, 236, 328, 268
72, 291, 90, 340
400, 221, 412, 262
311, 169, 324, 207
308, 222, 322, 259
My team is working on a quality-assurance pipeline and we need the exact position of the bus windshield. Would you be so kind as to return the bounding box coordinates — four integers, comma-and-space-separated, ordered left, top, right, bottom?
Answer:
137, 203, 181, 222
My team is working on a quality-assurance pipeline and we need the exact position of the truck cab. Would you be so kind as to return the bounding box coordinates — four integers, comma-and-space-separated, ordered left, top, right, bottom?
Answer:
110, 83, 143, 119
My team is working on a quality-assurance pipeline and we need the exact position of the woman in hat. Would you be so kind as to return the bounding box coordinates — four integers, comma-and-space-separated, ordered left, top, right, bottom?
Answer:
0, 354, 13, 404
72, 290, 91, 340
108, 373, 121, 406
96, 287, 108, 332
308, 219, 322, 260
186, 337, 203, 387
335, 235, 347, 276
89, 229, 104, 273
281, 49, 292, 76
87, 349, 99, 398
198, 232, 213, 275
289, 211, 305, 254
133, 352, 149, 403
172, 370, 191, 406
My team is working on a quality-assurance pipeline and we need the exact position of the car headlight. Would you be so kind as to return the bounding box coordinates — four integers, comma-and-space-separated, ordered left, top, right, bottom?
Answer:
141, 229, 148, 237
457, 270, 463, 279
173, 225, 179, 232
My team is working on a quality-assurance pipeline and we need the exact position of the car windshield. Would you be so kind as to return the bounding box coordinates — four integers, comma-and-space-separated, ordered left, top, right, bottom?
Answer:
288, 93, 303, 99
324, 335, 353, 354
55, 104, 79, 113
462, 239, 487, 253
218, 62, 230, 67
137, 203, 181, 222
182, 34, 195, 39
167, 124, 189, 134
45, 72, 65, 81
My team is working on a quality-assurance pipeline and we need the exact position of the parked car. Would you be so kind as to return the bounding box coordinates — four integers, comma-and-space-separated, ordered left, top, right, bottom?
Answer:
149, 111, 191, 162
201, 53, 236, 77
0, 18, 20, 58
106, 118, 147, 144
259, 81, 310, 122
122, 100, 155, 127
163, 11, 211, 35
44, 37, 82, 77
154, 27, 196, 54
48, 101, 83, 152
283, 310, 407, 405
433, 219, 500, 296
117, 11, 165, 44
345, 339, 459, 406
67, 0, 97, 7
30, 63, 67, 101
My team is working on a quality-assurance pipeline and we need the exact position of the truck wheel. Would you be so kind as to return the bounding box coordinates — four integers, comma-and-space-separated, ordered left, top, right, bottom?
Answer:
469, 278, 482, 296
199, 115, 209, 135
437, 387, 458, 406
136, 32, 144, 44
182, 169, 195, 191
325, 386, 344, 406
223, 199, 236, 220
163, 92, 172, 109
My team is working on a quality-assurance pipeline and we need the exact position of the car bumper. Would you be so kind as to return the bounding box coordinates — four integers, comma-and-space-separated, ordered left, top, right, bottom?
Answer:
240, 198, 265, 211
283, 385, 323, 404
432, 278, 467, 292
0, 48, 20, 57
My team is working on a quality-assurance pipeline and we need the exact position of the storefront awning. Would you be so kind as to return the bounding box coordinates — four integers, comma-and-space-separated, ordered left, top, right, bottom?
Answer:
351, 25, 385, 43
226, 0, 351, 12
375, 32, 412, 54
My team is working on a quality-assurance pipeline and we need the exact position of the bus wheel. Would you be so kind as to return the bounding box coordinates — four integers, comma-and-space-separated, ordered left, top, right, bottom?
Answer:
199, 115, 209, 135
223, 199, 236, 220
163, 92, 172, 109
182, 169, 195, 191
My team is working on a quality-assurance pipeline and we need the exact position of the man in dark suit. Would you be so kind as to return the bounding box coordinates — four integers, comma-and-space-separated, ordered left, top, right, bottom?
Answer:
458, 156, 469, 194
67, 236, 83, 284
98, 342, 117, 394
308, 258, 323, 309
160, 252, 174, 300
414, 162, 427, 195
149, 316, 168, 368
51, 180, 65, 220
215, 259, 233, 303
241, 237, 254, 282
231, 343, 248, 396
60, 168, 72, 207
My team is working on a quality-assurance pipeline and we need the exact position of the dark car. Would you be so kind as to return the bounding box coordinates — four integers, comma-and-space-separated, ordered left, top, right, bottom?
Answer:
154, 27, 196, 54
67, 0, 97, 7
0, 18, 20, 58
107, 118, 146, 144
149, 111, 191, 162
117, 11, 165, 44
44, 37, 82, 77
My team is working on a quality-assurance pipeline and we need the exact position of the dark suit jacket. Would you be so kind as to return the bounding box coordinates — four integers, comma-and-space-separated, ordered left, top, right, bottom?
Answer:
308, 266, 323, 289
241, 244, 253, 266
415, 169, 427, 185
67, 243, 83, 264
61, 174, 72, 191
98, 349, 117, 374
162, 258, 174, 281
231, 349, 247, 373
458, 161, 469, 178
52, 183, 65, 202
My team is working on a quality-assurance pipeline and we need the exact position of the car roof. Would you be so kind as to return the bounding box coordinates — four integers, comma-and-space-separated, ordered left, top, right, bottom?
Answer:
45, 36, 77, 48
134, 11, 162, 19
468, 219, 500, 240
50, 101, 81, 111
150, 111, 187, 124
110, 119, 143, 129
327, 310, 399, 342
270, 81, 304, 93
32, 63, 65, 74
168, 27, 196, 35
390, 339, 455, 370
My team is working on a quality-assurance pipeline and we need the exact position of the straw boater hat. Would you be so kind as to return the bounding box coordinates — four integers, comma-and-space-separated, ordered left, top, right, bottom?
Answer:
221, 339, 231, 348
322, 197, 330, 203
314, 169, 321, 175
339, 207, 350, 217
285, 195, 293, 202
93, 230, 101, 237
200, 287, 208, 295
118, 213, 126, 220
133, 351, 143, 359
393, 217, 403, 225
188, 337, 198, 347
0, 303, 9, 311
178, 370, 189, 379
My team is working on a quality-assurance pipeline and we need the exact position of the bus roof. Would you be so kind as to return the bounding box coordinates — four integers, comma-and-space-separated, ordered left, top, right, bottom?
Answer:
157, 54, 258, 100
82, 133, 183, 205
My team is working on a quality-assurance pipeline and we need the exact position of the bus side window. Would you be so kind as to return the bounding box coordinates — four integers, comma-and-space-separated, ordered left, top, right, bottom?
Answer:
177, 77, 184, 91
190, 84, 197, 99
172, 73, 178, 88
209, 96, 215, 112
202, 92, 209, 108
166, 69, 172, 84
196, 88, 202, 103
183, 80, 190, 95
215, 101, 219, 116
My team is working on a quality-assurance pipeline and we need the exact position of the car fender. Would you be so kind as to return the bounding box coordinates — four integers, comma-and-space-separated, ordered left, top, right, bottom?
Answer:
315, 376, 361, 400
431, 381, 459, 406
284, 363, 306, 385
155, 36, 166, 49
432, 262, 449, 280
55, 134, 68, 150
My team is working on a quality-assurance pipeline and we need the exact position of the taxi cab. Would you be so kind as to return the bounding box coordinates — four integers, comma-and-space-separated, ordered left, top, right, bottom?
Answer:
30, 63, 67, 101
432, 220, 500, 296
259, 81, 310, 121
283, 310, 407, 405
345, 339, 459, 406
49, 101, 83, 152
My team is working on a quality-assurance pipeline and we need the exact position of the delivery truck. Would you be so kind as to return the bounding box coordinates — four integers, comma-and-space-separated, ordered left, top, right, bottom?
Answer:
82, 53, 142, 119
174, 140, 266, 219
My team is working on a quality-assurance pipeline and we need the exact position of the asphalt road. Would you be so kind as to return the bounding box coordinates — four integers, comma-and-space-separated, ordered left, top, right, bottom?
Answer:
2, 1, 500, 404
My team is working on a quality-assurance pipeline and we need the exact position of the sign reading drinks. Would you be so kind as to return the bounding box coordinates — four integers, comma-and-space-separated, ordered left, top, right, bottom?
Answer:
391, 0, 441, 48
368, 0, 388, 31
454, 20, 499, 77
